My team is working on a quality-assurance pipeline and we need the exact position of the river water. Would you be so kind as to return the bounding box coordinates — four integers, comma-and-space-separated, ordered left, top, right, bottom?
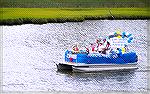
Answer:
2, 20, 149, 92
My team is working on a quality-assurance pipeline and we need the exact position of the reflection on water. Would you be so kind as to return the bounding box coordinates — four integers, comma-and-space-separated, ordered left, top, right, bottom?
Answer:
58, 70, 136, 84
57, 70, 138, 91
2, 20, 149, 92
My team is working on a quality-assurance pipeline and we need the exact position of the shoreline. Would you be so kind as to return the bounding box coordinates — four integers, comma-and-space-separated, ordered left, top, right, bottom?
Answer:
0, 16, 150, 26
1, 8, 150, 26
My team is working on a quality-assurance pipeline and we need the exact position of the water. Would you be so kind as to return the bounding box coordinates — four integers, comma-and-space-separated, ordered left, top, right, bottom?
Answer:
2, 20, 149, 92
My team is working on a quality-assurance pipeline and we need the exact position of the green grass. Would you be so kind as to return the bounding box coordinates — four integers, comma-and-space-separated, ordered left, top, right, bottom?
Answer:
0, 8, 150, 25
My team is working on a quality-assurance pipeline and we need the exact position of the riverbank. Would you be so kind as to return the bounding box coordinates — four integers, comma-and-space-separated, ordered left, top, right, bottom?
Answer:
0, 8, 150, 25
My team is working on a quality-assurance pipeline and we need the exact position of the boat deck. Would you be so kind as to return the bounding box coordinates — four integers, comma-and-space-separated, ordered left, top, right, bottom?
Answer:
57, 62, 138, 72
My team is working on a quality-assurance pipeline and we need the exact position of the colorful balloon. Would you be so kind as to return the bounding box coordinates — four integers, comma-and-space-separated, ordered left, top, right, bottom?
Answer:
127, 34, 132, 37
129, 37, 133, 40
128, 40, 131, 43
122, 32, 126, 35
122, 32, 126, 38
114, 32, 117, 35
117, 35, 122, 38
116, 31, 121, 35
124, 44, 127, 47
122, 48, 125, 54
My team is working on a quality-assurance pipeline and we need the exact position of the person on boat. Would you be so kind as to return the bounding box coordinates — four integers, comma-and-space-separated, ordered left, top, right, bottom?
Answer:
96, 36, 103, 45
85, 47, 89, 54
98, 43, 105, 53
98, 38, 111, 54
124, 44, 129, 52
105, 41, 111, 50
103, 38, 107, 47
72, 44, 79, 53
90, 43, 97, 53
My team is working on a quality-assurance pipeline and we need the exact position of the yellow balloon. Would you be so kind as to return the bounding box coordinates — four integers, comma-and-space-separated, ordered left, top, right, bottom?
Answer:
117, 35, 122, 38
116, 31, 121, 35
122, 48, 126, 54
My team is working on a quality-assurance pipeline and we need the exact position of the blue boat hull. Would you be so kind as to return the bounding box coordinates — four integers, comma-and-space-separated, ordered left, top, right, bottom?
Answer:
65, 50, 138, 64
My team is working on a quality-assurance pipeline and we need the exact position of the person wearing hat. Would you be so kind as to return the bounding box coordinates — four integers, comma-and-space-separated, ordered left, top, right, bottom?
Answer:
72, 44, 79, 53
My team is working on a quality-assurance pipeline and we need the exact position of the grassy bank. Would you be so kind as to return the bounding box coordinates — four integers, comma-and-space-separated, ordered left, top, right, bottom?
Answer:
0, 8, 150, 25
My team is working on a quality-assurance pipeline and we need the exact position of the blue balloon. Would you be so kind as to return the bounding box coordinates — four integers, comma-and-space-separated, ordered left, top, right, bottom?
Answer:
122, 32, 126, 38
128, 39, 131, 43
122, 32, 126, 35
124, 44, 127, 47
122, 35, 125, 38
129, 37, 133, 40
127, 34, 132, 37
